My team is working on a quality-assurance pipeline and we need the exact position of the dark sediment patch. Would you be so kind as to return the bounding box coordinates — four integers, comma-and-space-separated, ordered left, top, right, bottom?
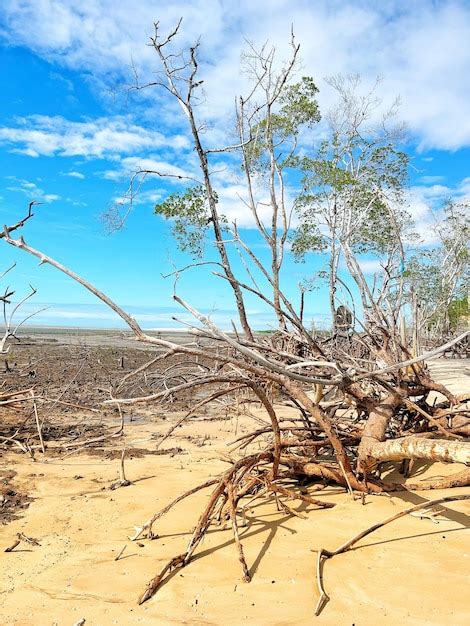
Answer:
0, 469, 33, 525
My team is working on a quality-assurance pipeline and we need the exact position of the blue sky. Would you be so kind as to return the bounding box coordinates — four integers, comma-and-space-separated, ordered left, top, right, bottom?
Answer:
0, 1, 469, 330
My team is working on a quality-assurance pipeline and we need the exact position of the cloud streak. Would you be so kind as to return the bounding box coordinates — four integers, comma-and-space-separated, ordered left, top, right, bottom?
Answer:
64, 170, 85, 179
5, 177, 60, 203
0, 115, 189, 158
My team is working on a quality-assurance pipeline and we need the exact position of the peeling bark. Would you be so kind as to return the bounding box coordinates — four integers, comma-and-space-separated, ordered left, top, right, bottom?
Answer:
362, 435, 470, 465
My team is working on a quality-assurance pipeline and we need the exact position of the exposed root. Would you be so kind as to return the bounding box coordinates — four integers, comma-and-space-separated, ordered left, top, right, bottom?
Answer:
136, 450, 336, 603
396, 467, 470, 491
4, 532, 41, 553
138, 554, 186, 604
130, 477, 219, 541
227, 481, 251, 582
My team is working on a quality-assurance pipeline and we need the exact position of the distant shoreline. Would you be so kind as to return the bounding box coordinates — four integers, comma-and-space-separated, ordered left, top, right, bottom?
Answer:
1, 325, 193, 334
2, 325, 231, 348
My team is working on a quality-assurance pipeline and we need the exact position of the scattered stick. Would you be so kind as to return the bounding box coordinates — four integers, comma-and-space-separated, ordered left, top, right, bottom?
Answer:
32, 395, 45, 454
61, 425, 123, 450
4, 539, 20, 553
39, 396, 100, 413
0, 435, 29, 454
115, 544, 127, 561
408, 506, 445, 524
314, 494, 470, 616
0, 387, 35, 399
110, 449, 132, 490
4, 532, 41, 553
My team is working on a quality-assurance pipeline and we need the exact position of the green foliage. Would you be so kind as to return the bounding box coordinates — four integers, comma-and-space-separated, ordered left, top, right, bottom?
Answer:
245, 77, 320, 170
406, 251, 442, 301
290, 220, 326, 261
352, 196, 407, 255
448, 294, 468, 330
292, 134, 410, 258
155, 186, 219, 258
277, 76, 321, 132
437, 200, 470, 267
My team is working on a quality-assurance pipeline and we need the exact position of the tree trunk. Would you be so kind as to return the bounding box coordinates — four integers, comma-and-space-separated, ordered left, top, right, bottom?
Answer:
187, 99, 254, 342
357, 392, 401, 473
362, 435, 470, 465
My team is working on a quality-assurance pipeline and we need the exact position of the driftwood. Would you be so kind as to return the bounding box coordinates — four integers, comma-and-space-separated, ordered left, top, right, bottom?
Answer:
114, 544, 127, 561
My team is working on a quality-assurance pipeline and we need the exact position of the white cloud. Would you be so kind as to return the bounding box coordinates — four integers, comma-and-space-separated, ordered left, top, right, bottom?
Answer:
5, 177, 60, 203
64, 170, 85, 179
12, 147, 41, 157
0, 115, 189, 158
215, 184, 280, 229
404, 177, 470, 247
456, 177, 470, 198
15, 300, 303, 330
415, 184, 452, 201
339, 257, 386, 276
357, 259, 384, 275
1, 2, 470, 151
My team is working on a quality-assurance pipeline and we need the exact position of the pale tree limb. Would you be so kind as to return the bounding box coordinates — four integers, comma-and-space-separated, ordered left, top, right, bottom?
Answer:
0, 200, 38, 239
362, 435, 470, 465
110, 449, 132, 490
355, 330, 469, 381
2, 227, 147, 340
